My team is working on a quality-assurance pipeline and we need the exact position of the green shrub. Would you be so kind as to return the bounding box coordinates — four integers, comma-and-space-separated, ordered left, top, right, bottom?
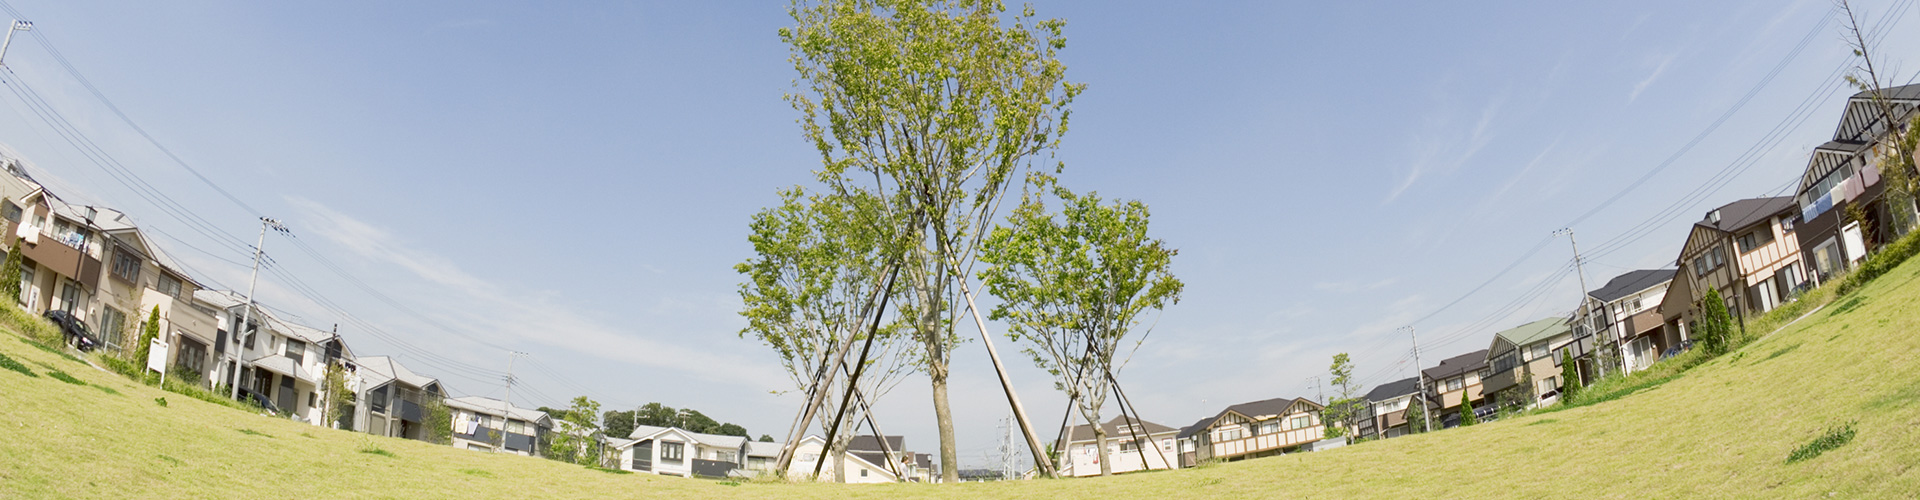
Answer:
1698, 289, 1736, 355
1786, 421, 1857, 464
0, 299, 62, 345
130, 307, 160, 374
1837, 229, 1920, 296
1459, 397, 1476, 427
0, 244, 22, 304
1558, 349, 1581, 401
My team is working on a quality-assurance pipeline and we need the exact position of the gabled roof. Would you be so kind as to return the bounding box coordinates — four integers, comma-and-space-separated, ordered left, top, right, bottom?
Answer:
445, 395, 552, 426
356, 355, 440, 390
1421, 349, 1489, 380
1180, 397, 1322, 438
1588, 269, 1675, 303
1175, 417, 1213, 439
1363, 377, 1421, 402
746, 441, 783, 458
625, 425, 749, 450
246, 353, 317, 384
848, 435, 904, 453
1697, 197, 1795, 234
1064, 415, 1177, 443
1492, 318, 1573, 351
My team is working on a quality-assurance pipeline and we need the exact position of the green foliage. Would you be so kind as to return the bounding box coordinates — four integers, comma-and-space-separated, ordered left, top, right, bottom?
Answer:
1697, 289, 1736, 356
154, 397, 168, 407
1786, 421, 1858, 464
1558, 349, 1583, 401
979, 179, 1182, 448
358, 441, 395, 458
780, 0, 1083, 480
1322, 353, 1360, 437
422, 397, 453, 445
549, 396, 605, 466
131, 306, 161, 374
0, 298, 62, 345
20, 337, 83, 364
1403, 399, 1429, 434
1837, 228, 1920, 297
322, 364, 352, 429
1458, 396, 1476, 427
0, 351, 37, 377
0, 243, 22, 304
759, 434, 775, 443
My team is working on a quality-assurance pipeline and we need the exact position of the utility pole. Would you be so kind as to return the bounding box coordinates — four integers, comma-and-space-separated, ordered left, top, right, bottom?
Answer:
231, 217, 286, 400
1557, 228, 1599, 380
1406, 326, 1432, 433
1309, 376, 1323, 405
499, 351, 526, 452
0, 20, 30, 67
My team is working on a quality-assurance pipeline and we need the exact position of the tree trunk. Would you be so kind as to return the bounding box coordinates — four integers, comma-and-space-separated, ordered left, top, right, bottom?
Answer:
931, 360, 958, 483
1093, 423, 1112, 477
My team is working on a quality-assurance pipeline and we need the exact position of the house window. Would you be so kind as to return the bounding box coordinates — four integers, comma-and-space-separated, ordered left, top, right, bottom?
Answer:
1082, 444, 1096, 456
1528, 343, 1549, 362
1291, 416, 1312, 429
110, 250, 141, 283
285, 340, 306, 365
716, 451, 738, 463
57, 279, 83, 314
860, 469, 868, 478
0, 200, 20, 223
99, 307, 127, 349
1444, 377, 1464, 392
507, 419, 527, 435
1260, 422, 1278, 434
1120, 439, 1140, 452
1736, 228, 1774, 253
157, 274, 183, 297
174, 336, 207, 377
660, 441, 684, 463
309, 392, 318, 408
1218, 428, 1241, 441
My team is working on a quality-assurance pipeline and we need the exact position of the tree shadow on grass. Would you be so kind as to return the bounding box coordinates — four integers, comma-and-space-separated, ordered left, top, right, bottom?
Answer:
1862, 379, 1920, 412
1758, 343, 1802, 363
1830, 295, 1870, 317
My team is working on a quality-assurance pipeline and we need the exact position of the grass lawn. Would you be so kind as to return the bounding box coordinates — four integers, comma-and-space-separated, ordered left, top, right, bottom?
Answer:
6, 255, 1920, 498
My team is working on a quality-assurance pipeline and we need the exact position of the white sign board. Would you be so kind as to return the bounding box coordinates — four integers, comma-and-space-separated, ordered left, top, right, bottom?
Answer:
1841, 222, 1866, 265
145, 338, 169, 373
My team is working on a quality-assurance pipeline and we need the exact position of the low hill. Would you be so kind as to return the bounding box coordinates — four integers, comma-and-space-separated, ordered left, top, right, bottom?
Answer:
5, 254, 1920, 498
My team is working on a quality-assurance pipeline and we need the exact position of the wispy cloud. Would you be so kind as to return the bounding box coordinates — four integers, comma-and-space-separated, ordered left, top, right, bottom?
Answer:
1385, 94, 1504, 204
286, 197, 786, 390
1629, 52, 1680, 103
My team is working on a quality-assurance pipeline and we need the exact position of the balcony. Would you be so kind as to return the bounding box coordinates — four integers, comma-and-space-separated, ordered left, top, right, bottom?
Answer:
18, 235, 101, 286
1209, 425, 1323, 459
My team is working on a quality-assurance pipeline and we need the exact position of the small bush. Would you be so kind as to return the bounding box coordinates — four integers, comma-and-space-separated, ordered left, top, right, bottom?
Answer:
1786, 421, 1857, 464
0, 352, 36, 378
154, 397, 168, 407
1837, 229, 1920, 296
0, 300, 62, 345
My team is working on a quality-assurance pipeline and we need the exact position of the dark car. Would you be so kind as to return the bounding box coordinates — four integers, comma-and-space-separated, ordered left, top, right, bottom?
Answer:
237, 388, 280, 415
43, 310, 100, 352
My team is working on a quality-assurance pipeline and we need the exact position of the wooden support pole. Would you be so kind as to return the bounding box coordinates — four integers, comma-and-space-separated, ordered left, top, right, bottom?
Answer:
950, 261, 1058, 479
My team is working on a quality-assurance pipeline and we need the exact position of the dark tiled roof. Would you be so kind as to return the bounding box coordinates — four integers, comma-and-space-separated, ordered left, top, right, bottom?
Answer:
1588, 269, 1675, 303
1699, 196, 1795, 233
1849, 82, 1920, 101
1363, 377, 1421, 402
1421, 349, 1489, 380
1175, 397, 1320, 439
1176, 417, 1213, 439
847, 435, 904, 452
1064, 415, 1177, 443
916, 453, 932, 470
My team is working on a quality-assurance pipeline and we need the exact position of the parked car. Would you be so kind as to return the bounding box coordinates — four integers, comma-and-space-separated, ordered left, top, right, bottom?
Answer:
43, 310, 100, 352
237, 388, 281, 415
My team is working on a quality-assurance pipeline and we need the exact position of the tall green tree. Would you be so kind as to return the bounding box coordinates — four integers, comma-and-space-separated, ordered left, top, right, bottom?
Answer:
1558, 348, 1583, 403
548, 396, 604, 466
322, 364, 353, 429
1839, 0, 1919, 236
1459, 395, 1477, 427
1322, 353, 1363, 438
780, 0, 1081, 481
0, 243, 22, 304
132, 306, 161, 375
978, 181, 1181, 476
1698, 289, 1736, 356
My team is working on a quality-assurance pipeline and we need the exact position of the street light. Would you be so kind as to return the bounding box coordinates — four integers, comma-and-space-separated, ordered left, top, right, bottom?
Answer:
0, 20, 32, 67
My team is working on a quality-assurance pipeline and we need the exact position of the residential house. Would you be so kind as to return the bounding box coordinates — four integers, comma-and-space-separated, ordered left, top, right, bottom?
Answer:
1173, 417, 1210, 468
1575, 269, 1676, 374
360, 356, 449, 442
1421, 349, 1489, 427
614, 425, 752, 478
1794, 83, 1920, 282
1480, 318, 1575, 410
742, 441, 783, 476
848, 435, 934, 482
87, 209, 222, 385
448, 395, 551, 457
1658, 197, 1805, 338
1057, 416, 1178, 477
1358, 377, 1426, 439
1181, 397, 1325, 464
0, 164, 105, 331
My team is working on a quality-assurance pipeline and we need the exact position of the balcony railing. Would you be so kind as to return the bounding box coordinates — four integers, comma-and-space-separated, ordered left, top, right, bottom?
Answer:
1209, 425, 1323, 458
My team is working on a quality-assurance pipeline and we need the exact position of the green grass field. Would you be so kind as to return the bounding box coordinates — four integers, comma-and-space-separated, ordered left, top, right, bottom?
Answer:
5, 254, 1920, 498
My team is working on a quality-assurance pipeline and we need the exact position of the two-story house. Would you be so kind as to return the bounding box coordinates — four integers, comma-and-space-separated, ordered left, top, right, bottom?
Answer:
615, 425, 750, 479
1575, 269, 1675, 374
1480, 317, 1575, 409
1421, 349, 1489, 427
1794, 83, 1919, 282
1, 183, 106, 331
90, 210, 221, 383
448, 395, 551, 456
1057, 416, 1178, 477
358, 355, 448, 441
1180, 397, 1325, 464
1358, 377, 1425, 439
1659, 197, 1805, 338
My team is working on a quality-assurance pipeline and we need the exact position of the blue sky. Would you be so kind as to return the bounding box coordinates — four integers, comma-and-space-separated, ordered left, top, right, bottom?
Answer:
0, 0, 1914, 468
